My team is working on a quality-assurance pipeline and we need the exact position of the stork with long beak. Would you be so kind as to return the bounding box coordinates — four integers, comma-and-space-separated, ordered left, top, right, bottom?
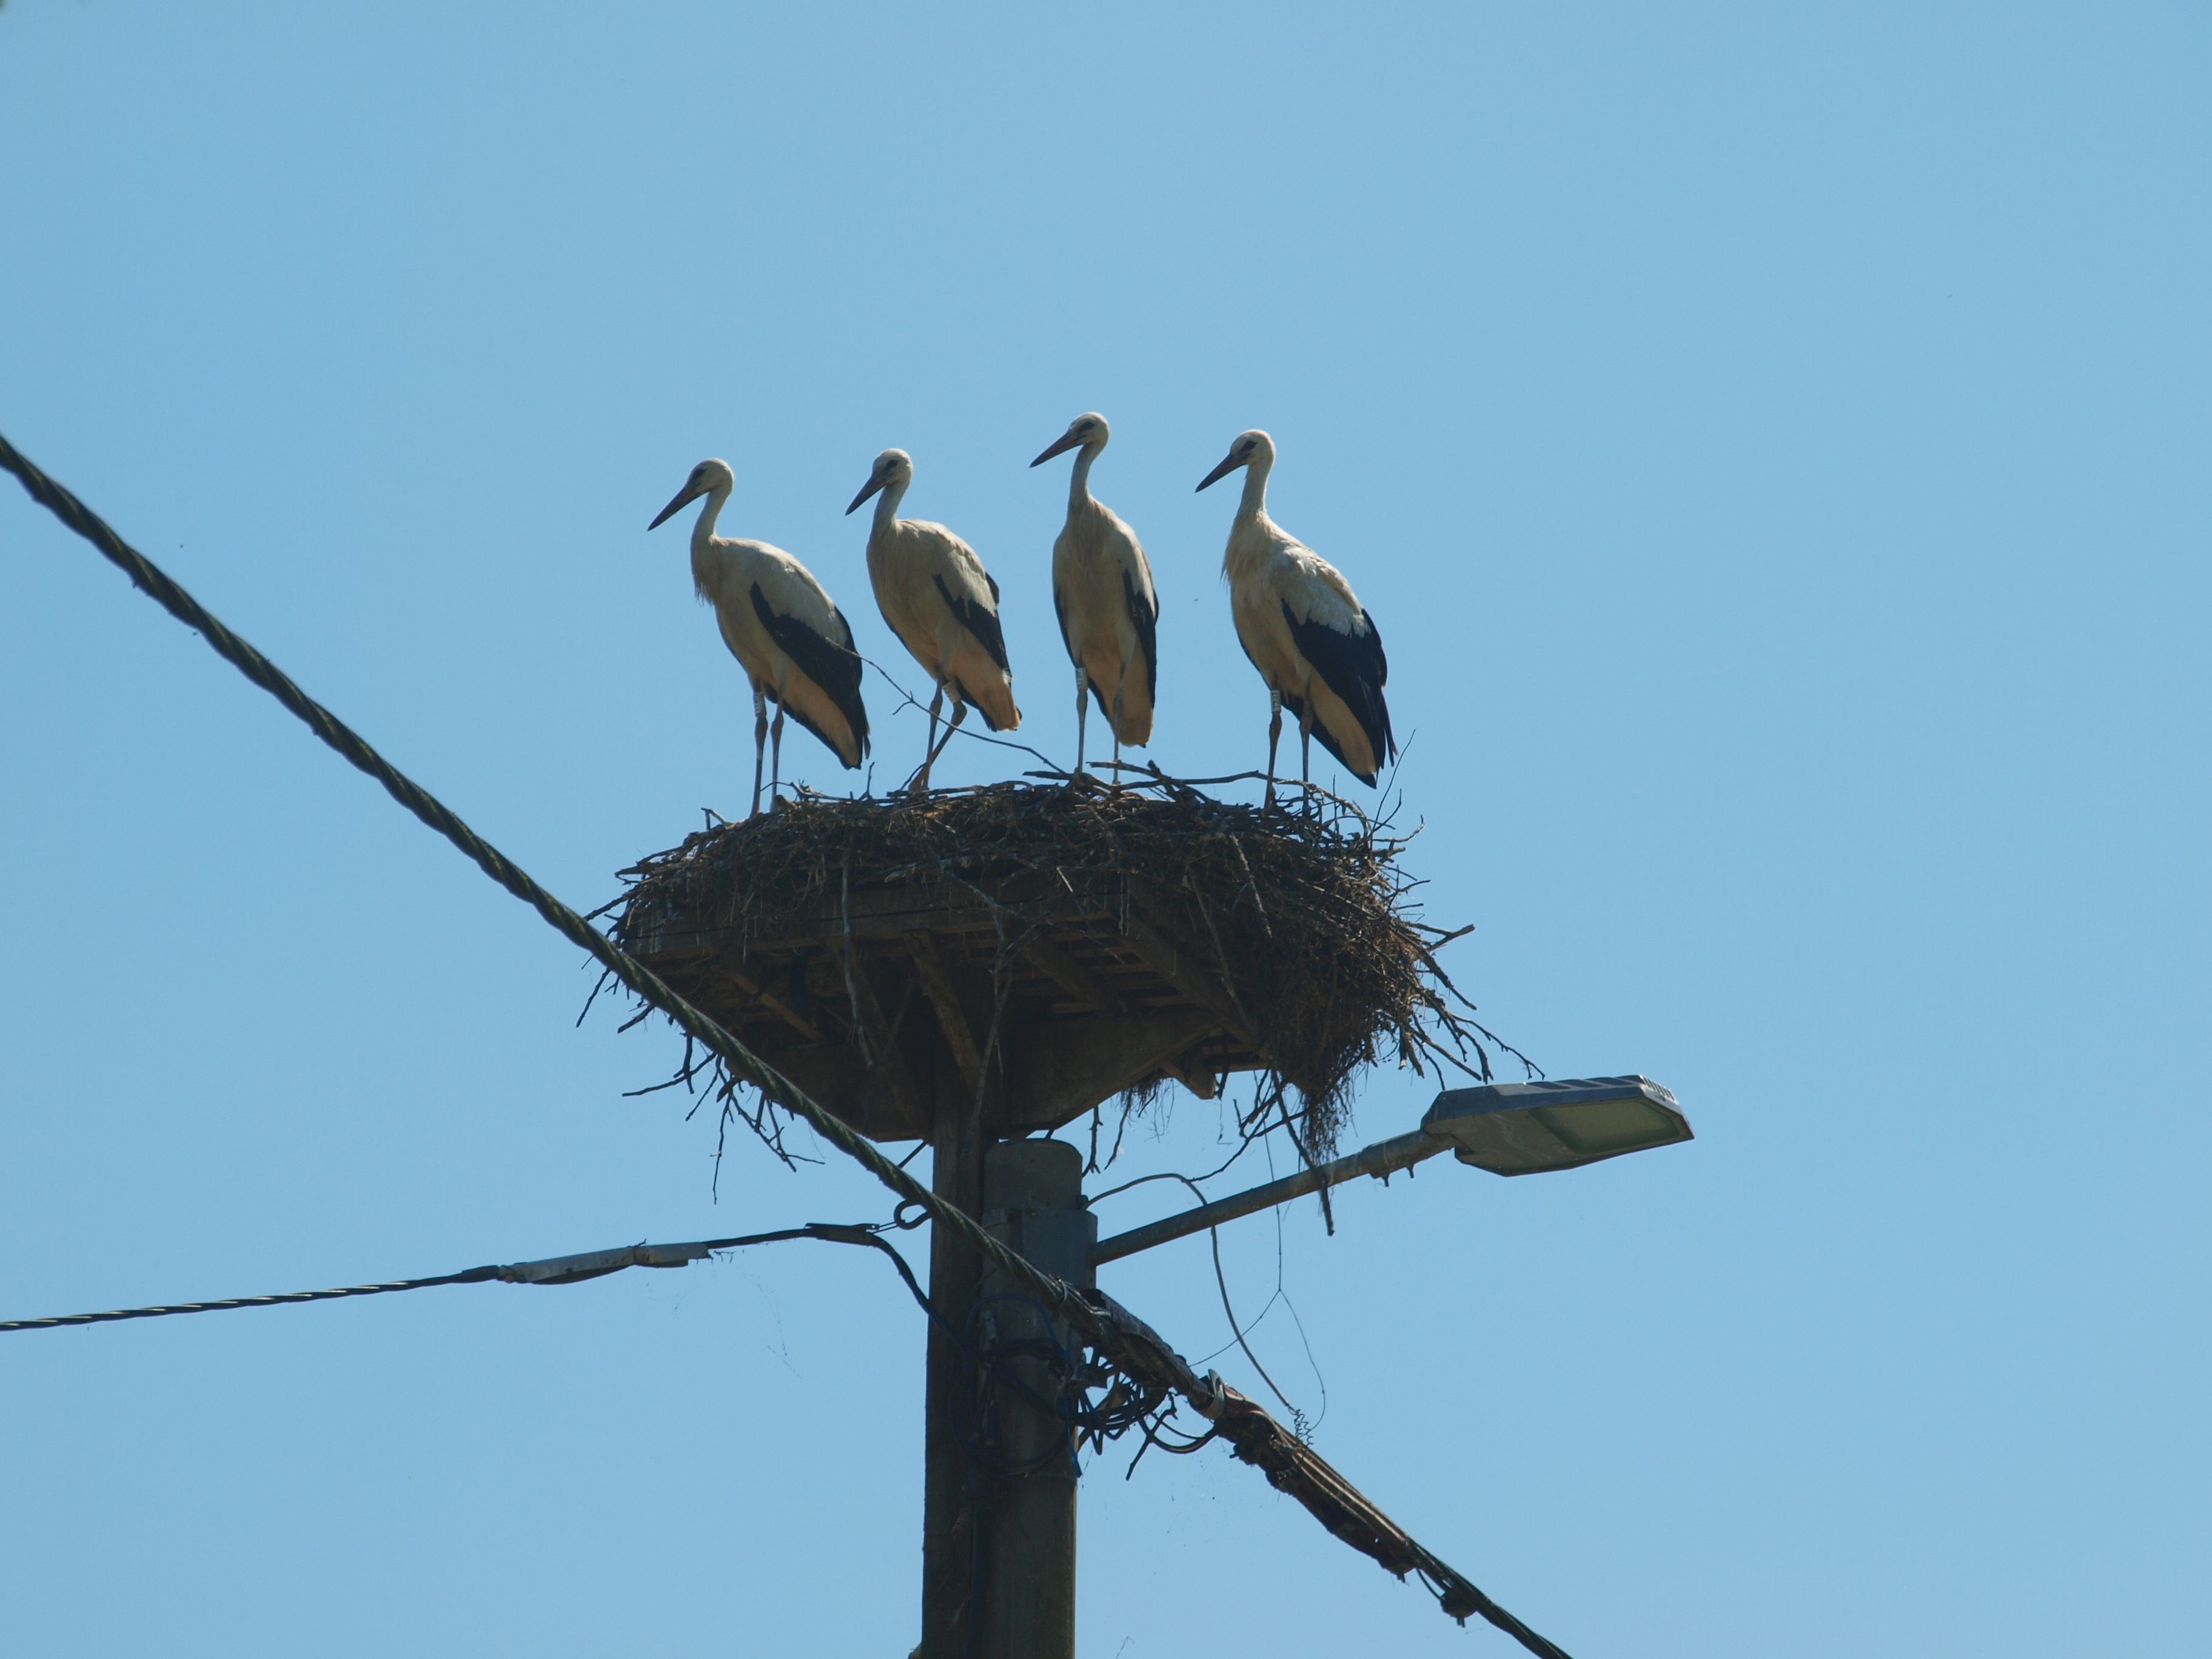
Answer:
1031, 412, 1158, 776
846, 447, 1020, 791
650, 458, 869, 817
1197, 429, 1395, 802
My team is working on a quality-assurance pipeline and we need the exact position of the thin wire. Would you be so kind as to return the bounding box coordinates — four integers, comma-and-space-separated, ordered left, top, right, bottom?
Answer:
1209, 1225, 1311, 1435
1095, 1170, 1312, 1435
1082, 1130, 1266, 1209
0, 1268, 498, 1332
1265, 1198, 1328, 1435
0, 1224, 927, 1338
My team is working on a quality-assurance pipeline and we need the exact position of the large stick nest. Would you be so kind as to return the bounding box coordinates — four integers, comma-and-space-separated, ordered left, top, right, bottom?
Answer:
608, 773, 1520, 1167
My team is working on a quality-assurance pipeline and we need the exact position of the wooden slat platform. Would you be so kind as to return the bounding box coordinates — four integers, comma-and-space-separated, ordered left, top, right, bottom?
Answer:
623, 868, 1269, 1143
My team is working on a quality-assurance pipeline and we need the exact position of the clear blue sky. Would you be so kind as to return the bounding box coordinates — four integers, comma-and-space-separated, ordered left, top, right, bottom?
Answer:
2, 4, 2205, 1655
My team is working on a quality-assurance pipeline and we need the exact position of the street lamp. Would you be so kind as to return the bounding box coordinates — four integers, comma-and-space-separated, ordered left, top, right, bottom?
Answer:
1424, 1075, 1691, 1176
1091, 1075, 1691, 1265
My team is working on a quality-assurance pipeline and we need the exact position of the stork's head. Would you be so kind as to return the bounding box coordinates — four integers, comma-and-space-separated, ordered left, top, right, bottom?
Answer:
1197, 429, 1273, 492
649, 457, 735, 529
1030, 412, 1110, 468
846, 447, 914, 515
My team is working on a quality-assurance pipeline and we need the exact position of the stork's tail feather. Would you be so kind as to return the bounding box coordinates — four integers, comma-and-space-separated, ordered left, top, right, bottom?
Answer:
963, 679, 1022, 733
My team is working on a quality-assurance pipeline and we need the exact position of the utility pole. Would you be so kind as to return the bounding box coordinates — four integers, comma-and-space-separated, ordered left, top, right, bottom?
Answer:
976, 1139, 1093, 1658
920, 1082, 986, 1658
920, 1132, 1093, 1659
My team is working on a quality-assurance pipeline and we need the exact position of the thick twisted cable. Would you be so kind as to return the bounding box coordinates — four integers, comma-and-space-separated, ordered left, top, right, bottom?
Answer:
1, 432, 1570, 1658
1410, 1547, 1575, 1659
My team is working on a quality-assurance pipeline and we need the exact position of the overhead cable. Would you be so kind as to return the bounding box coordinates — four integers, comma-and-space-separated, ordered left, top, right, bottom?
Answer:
0, 1224, 916, 1335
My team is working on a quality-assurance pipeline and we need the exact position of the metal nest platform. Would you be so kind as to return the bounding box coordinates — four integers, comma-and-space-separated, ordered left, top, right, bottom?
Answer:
608, 774, 1503, 1158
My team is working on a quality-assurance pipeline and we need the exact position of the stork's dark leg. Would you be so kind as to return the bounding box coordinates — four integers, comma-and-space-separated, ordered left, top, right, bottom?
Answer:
918, 695, 966, 791
1265, 690, 1283, 808
1110, 683, 1125, 783
769, 703, 786, 811
915, 683, 945, 795
750, 686, 769, 820
1073, 665, 1090, 776
1299, 698, 1314, 788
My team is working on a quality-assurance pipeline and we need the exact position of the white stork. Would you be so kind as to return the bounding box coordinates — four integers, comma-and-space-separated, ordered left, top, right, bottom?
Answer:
846, 447, 1021, 791
1031, 412, 1158, 777
650, 458, 869, 817
1196, 429, 1395, 799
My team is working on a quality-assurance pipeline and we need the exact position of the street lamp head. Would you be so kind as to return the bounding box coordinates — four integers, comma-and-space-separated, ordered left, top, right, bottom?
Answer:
1421, 1076, 1692, 1176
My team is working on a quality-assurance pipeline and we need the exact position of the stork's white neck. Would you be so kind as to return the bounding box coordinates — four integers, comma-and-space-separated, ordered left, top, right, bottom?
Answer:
691, 480, 733, 551
1067, 441, 1105, 511
871, 475, 910, 535
687, 480, 737, 605
1235, 451, 1272, 525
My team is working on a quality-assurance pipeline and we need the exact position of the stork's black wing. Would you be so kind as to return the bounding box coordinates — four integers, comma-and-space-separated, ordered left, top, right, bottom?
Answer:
1125, 569, 1159, 709
751, 584, 870, 766
934, 572, 1011, 673
1281, 600, 1395, 783
1053, 579, 1074, 660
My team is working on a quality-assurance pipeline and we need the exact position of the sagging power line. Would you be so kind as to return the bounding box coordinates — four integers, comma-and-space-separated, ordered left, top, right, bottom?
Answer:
0, 1224, 916, 1335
